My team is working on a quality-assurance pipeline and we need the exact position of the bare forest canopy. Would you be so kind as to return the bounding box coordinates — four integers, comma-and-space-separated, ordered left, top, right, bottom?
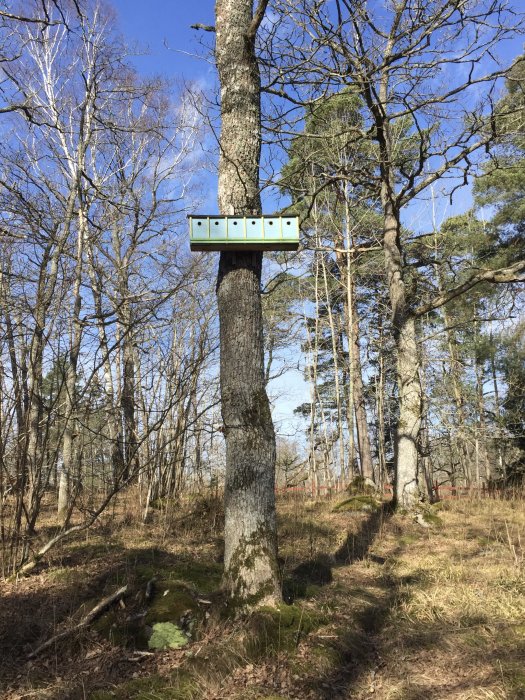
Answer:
0, 0, 524, 580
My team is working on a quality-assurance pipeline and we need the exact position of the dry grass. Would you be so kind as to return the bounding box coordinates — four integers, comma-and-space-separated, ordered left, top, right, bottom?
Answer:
1, 493, 524, 699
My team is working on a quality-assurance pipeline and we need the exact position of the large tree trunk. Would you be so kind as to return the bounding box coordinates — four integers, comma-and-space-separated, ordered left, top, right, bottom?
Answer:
365, 67, 423, 509
215, 0, 281, 608
383, 201, 422, 509
394, 312, 422, 508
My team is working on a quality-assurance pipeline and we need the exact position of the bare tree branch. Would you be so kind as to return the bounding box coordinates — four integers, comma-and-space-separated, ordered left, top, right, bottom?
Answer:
191, 23, 216, 32
247, 0, 270, 40
415, 260, 525, 316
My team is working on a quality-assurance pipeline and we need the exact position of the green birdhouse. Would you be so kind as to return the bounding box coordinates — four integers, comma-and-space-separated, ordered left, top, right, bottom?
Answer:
189, 215, 300, 251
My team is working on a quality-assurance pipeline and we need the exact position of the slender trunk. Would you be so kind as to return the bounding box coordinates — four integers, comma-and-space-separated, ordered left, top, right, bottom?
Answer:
343, 201, 356, 478
85, 246, 123, 486
434, 246, 471, 483
215, 0, 280, 607
336, 239, 374, 482
320, 252, 346, 479
375, 314, 387, 487
121, 328, 137, 481
419, 341, 433, 499
59, 194, 86, 524
489, 337, 503, 480
351, 306, 374, 482
474, 343, 490, 485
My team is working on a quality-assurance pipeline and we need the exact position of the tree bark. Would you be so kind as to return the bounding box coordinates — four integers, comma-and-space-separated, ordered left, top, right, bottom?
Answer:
382, 200, 422, 509
215, 0, 280, 608
351, 302, 374, 482
336, 241, 374, 482
367, 58, 423, 509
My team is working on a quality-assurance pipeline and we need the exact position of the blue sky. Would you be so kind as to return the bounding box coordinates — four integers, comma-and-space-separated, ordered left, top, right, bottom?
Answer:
111, 1, 215, 83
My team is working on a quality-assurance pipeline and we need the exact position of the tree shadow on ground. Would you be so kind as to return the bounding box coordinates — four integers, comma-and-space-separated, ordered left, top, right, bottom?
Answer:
277, 503, 399, 698
300, 503, 525, 700
334, 503, 394, 565
282, 503, 393, 604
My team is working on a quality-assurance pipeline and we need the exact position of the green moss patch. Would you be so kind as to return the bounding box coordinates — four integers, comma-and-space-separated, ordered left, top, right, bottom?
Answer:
94, 581, 204, 650
136, 559, 222, 595
148, 622, 189, 650
345, 475, 378, 496
93, 607, 150, 649
398, 534, 421, 546
419, 508, 443, 527
145, 583, 200, 625
175, 559, 222, 593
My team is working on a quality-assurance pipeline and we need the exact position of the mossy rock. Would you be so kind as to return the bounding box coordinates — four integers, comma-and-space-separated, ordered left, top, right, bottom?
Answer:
422, 511, 442, 526
175, 559, 222, 593
94, 581, 203, 650
93, 607, 150, 650
417, 507, 443, 527
145, 582, 200, 625
137, 560, 222, 595
333, 495, 381, 513
345, 476, 378, 496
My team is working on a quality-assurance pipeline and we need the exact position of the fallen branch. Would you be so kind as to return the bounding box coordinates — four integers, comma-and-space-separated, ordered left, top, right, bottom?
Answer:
13, 477, 134, 579
28, 585, 128, 659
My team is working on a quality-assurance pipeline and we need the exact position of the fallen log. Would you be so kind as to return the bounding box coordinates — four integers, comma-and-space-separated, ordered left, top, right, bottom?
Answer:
28, 585, 128, 659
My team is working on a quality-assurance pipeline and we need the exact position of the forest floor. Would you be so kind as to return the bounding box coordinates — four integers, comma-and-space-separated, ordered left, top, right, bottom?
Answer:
1, 491, 524, 700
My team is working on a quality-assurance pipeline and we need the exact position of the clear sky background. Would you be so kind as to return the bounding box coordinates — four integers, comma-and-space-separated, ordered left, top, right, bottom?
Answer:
111, 1, 215, 83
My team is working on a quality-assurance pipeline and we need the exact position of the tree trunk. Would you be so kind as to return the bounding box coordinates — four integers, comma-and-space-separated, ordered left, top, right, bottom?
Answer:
434, 251, 472, 484
60, 194, 86, 524
215, 0, 281, 608
489, 337, 503, 481
336, 241, 374, 482
474, 337, 490, 485
394, 312, 422, 507
382, 201, 422, 509
320, 251, 346, 479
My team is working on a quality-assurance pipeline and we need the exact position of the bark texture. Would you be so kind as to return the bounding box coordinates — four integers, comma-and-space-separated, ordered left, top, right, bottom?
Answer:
215, 0, 281, 607
382, 196, 422, 510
